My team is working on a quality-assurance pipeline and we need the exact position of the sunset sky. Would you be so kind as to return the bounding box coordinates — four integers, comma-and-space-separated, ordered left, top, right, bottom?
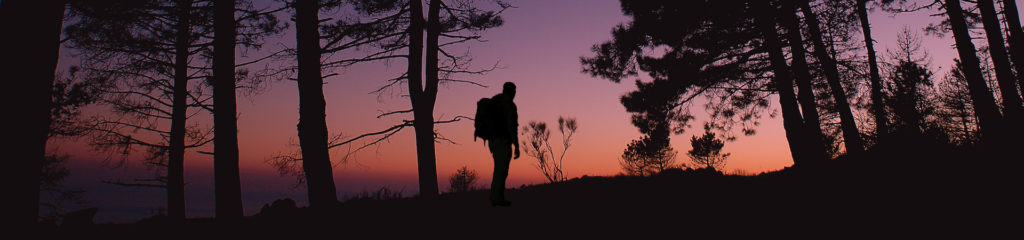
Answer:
49, 0, 1019, 223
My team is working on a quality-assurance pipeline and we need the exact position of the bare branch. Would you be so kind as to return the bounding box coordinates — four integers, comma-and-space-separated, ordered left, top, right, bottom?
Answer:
438, 79, 487, 87
370, 73, 408, 95
102, 179, 167, 188
434, 130, 457, 145
328, 121, 414, 149
377, 109, 413, 118
236, 49, 289, 68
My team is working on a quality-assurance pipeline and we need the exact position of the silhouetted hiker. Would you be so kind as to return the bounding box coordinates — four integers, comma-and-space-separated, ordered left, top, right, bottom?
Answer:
474, 82, 520, 206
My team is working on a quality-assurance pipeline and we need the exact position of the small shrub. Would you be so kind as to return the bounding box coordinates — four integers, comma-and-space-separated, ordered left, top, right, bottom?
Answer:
448, 166, 479, 193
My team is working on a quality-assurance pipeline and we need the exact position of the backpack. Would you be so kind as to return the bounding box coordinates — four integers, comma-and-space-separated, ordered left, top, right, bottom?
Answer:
474, 97, 505, 142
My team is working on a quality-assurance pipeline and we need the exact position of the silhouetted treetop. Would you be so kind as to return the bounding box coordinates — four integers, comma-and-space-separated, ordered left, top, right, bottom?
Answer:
582, 0, 760, 84
586, 0, 775, 141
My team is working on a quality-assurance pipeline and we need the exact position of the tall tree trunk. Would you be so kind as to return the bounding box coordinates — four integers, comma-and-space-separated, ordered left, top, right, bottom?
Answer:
406, 0, 438, 197
781, 1, 829, 163
944, 0, 1008, 146
406, 0, 424, 145
213, 0, 242, 220
1002, 0, 1024, 96
1, 0, 65, 226
797, 0, 866, 158
295, 0, 338, 207
978, 0, 1024, 126
857, 0, 889, 139
754, 0, 809, 167
409, 0, 442, 197
168, 0, 194, 221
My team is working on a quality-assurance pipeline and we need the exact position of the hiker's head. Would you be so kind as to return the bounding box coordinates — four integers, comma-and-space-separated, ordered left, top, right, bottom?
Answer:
503, 82, 516, 99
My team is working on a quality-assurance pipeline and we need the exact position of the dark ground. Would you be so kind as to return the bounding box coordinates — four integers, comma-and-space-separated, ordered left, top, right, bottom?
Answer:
37, 157, 1020, 239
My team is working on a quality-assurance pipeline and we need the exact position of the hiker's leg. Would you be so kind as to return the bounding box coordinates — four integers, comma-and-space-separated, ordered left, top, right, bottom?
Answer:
494, 151, 511, 202
489, 139, 511, 203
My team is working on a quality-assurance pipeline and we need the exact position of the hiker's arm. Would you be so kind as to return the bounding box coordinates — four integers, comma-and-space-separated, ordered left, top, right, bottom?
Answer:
513, 135, 520, 159
512, 104, 520, 159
